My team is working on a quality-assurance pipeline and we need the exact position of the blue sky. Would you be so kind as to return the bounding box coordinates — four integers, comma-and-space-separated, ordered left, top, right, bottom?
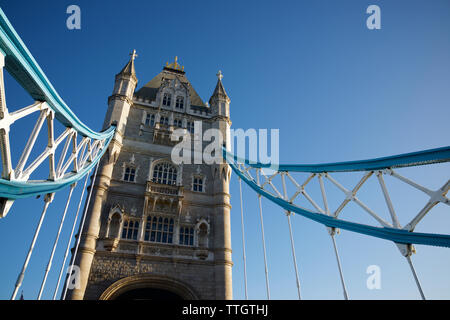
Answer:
0, 0, 449, 300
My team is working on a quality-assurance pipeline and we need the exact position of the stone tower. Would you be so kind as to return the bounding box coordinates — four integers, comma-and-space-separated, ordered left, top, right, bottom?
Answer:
67, 54, 232, 300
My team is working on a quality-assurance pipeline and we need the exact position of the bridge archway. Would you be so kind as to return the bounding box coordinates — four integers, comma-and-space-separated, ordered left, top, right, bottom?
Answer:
99, 274, 199, 300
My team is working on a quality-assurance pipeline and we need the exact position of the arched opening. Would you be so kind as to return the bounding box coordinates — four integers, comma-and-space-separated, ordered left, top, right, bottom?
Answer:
114, 288, 183, 300
99, 274, 199, 300
108, 212, 121, 239
198, 223, 208, 248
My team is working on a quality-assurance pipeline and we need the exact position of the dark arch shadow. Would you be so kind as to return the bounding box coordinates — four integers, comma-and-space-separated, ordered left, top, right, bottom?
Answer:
114, 287, 183, 300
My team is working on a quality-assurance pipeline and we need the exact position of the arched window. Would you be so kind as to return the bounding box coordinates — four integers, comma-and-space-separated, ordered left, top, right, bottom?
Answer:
152, 162, 177, 185
108, 212, 121, 238
198, 223, 208, 248
173, 119, 182, 128
187, 121, 194, 134
179, 226, 194, 246
121, 219, 139, 240
162, 93, 172, 106
159, 116, 169, 126
175, 96, 184, 109
145, 113, 155, 126
144, 216, 174, 244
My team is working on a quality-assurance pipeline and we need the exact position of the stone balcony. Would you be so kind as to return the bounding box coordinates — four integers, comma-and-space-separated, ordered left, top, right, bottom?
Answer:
146, 180, 183, 197
144, 180, 184, 215
152, 123, 177, 145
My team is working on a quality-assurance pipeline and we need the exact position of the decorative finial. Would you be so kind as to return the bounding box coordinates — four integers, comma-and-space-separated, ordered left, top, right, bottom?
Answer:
216, 70, 223, 81
130, 49, 138, 61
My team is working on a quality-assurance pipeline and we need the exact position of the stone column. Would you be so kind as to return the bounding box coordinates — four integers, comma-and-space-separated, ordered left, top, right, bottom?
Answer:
65, 145, 117, 300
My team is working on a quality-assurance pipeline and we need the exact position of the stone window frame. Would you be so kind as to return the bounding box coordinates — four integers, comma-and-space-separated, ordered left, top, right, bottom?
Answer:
159, 116, 169, 126
144, 112, 155, 127
173, 118, 183, 128
186, 121, 194, 134
105, 205, 124, 239
162, 92, 172, 107
121, 217, 140, 241
143, 215, 175, 244
191, 173, 206, 193
195, 218, 210, 248
149, 158, 180, 186
175, 96, 185, 110
178, 225, 195, 246
121, 155, 139, 183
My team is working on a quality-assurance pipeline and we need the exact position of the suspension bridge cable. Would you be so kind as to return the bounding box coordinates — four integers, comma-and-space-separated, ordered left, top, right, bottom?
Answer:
238, 177, 248, 299
330, 232, 349, 300
53, 173, 90, 299
406, 255, 426, 300
286, 213, 302, 299
281, 173, 302, 300
37, 183, 76, 300
256, 169, 271, 300
319, 174, 349, 299
62, 161, 99, 300
11, 193, 54, 300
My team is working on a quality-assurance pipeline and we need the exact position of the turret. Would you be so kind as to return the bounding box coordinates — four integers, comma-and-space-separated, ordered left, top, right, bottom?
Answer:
209, 70, 230, 119
67, 51, 138, 300
209, 70, 233, 299
103, 50, 138, 134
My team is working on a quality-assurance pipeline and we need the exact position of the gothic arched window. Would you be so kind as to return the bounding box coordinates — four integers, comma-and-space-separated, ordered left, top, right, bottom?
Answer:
162, 93, 172, 106
152, 162, 177, 185
159, 116, 169, 126
145, 113, 155, 126
174, 119, 182, 128
198, 223, 208, 248
144, 216, 174, 244
175, 96, 184, 109
187, 121, 194, 134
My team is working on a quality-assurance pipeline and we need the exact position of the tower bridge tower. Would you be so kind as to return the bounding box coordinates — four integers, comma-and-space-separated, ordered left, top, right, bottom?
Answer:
67, 54, 232, 300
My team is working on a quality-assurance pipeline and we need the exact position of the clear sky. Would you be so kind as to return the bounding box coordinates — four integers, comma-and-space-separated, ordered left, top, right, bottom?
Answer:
0, 0, 449, 300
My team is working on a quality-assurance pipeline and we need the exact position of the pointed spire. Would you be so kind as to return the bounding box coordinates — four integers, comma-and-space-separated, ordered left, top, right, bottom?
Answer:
117, 50, 137, 82
210, 70, 229, 103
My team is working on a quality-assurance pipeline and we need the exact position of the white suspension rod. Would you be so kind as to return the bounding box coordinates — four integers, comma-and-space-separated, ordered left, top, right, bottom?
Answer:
53, 173, 90, 300
37, 183, 76, 300
257, 169, 271, 300
11, 193, 54, 300
238, 177, 248, 300
281, 173, 301, 300
330, 233, 349, 300
286, 213, 302, 300
406, 255, 426, 300
63, 162, 99, 300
